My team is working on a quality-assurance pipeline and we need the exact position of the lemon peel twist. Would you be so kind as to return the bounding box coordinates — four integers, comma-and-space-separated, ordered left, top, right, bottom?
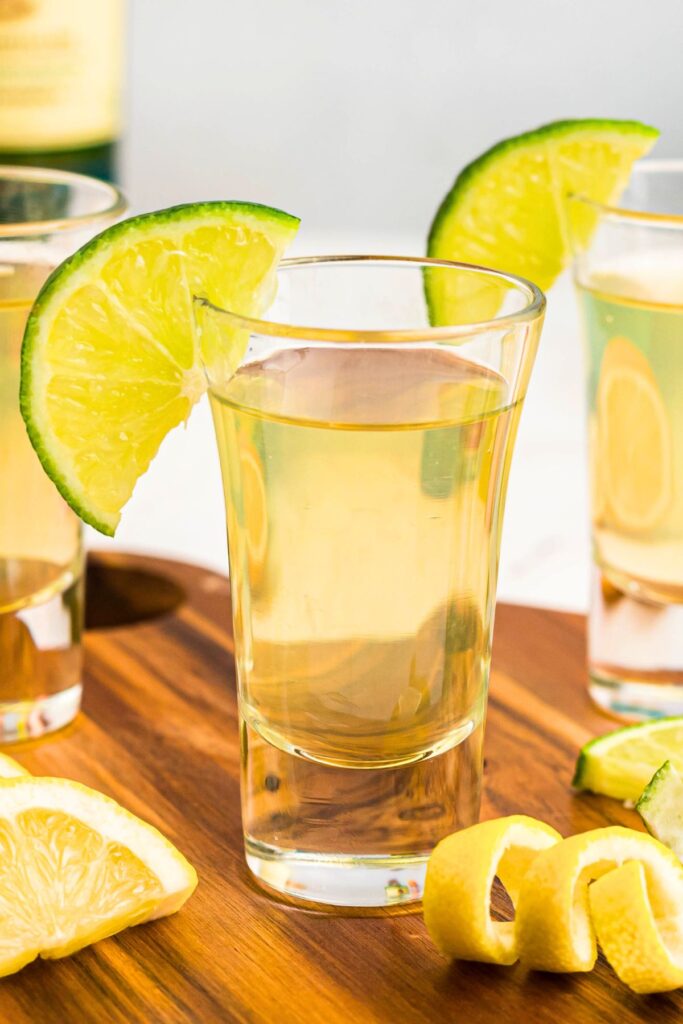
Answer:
424, 818, 683, 994
423, 815, 561, 964
590, 859, 683, 994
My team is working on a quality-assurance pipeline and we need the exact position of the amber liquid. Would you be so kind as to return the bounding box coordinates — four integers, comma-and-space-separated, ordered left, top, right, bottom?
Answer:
0, 264, 82, 719
210, 344, 520, 901
579, 259, 683, 604
578, 253, 683, 714
212, 345, 519, 769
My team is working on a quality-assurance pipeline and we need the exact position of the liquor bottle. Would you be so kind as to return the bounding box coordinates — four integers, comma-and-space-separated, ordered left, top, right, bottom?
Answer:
0, 0, 125, 182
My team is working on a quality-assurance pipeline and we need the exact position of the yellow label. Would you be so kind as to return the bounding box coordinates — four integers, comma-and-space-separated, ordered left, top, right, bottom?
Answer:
0, 0, 124, 151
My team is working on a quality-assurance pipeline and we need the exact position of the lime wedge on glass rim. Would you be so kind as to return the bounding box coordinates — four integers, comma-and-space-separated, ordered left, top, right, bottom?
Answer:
573, 717, 683, 802
426, 118, 659, 323
20, 201, 299, 535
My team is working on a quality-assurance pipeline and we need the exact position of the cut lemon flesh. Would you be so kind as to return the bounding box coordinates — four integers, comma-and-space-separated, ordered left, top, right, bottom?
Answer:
426, 119, 658, 323
0, 754, 29, 779
21, 202, 299, 535
597, 336, 671, 531
0, 777, 196, 976
573, 716, 683, 801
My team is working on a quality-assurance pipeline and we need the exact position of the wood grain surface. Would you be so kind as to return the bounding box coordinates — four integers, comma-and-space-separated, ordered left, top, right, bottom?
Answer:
0, 550, 678, 1024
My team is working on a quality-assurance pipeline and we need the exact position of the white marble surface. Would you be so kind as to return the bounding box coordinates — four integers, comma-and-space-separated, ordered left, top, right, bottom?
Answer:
87, 229, 592, 613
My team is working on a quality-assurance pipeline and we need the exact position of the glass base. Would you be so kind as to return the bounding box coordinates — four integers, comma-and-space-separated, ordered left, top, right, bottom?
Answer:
589, 672, 683, 721
246, 837, 427, 908
241, 717, 483, 908
589, 567, 683, 720
0, 683, 82, 742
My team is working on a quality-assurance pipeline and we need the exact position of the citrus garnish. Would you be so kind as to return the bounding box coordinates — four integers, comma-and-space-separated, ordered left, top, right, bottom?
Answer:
20, 202, 299, 535
0, 776, 196, 976
637, 759, 683, 858
573, 716, 683, 801
590, 859, 683, 993
516, 825, 679, 973
424, 815, 683, 993
423, 815, 561, 964
0, 753, 29, 778
597, 335, 671, 532
426, 119, 658, 322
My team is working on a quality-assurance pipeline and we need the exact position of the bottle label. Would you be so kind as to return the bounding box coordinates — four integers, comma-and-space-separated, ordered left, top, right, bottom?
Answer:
0, 0, 124, 151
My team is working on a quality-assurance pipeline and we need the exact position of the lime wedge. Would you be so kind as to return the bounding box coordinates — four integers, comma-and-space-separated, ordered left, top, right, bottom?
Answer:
20, 201, 299, 535
573, 717, 683, 802
636, 760, 683, 859
426, 119, 658, 323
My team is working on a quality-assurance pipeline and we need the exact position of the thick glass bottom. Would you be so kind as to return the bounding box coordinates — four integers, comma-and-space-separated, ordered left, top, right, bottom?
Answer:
589, 567, 683, 720
589, 672, 683, 721
241, 716, 484, 908
0, 682, 82, 742
246, 837, 428, 908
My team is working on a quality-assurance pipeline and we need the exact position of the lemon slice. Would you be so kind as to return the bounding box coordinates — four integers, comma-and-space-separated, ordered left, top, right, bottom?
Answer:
0, 777, 196, 976
597, 335, 671, 532
590, 859, 683, 993
516, 825, 681, 973
426, 119, 658, 323
0, 753, 29, 778
21, 202, 299, 535
573, 716, 683, 801
423, 815, 561, 964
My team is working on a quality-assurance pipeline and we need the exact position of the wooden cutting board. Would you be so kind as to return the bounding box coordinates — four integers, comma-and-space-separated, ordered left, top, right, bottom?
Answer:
0, 551, 677, 1024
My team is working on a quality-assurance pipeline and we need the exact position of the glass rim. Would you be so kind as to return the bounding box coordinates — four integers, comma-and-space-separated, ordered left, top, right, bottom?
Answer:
569, 157, 683, 228
194, 254, 546, 343
0, 165, 127, 238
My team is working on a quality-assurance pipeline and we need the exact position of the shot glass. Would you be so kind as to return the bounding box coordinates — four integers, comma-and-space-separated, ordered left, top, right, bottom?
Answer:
196, 255, 544, 906
572, 161, 683, 719
0, 167, 125, 740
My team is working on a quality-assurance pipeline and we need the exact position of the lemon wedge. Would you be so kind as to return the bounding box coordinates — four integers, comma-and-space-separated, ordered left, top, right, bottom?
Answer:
423, 815, 561, 964
0, 753, 29, 778
516, 825, 681, 973
0, 777, 196, 976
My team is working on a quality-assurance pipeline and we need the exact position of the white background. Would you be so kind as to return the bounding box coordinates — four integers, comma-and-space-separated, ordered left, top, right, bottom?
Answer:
88, 0, 683, 612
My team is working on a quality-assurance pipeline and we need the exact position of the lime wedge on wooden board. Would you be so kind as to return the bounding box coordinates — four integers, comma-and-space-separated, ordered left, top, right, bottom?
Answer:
573, 717, 683, 801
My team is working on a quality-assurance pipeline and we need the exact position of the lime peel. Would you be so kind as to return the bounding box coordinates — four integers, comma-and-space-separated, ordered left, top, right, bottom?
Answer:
573, 716, 683, 802
426, 118, 658, 324
637, 760, 683, 859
